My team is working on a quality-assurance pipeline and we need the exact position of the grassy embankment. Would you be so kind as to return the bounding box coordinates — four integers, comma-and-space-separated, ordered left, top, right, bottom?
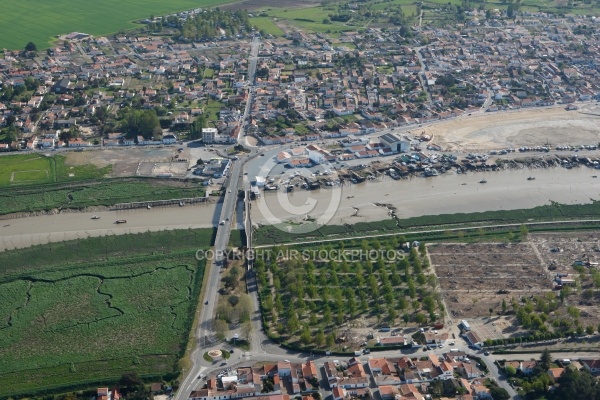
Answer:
0, 228, 214, 398
254, 201, 600, 245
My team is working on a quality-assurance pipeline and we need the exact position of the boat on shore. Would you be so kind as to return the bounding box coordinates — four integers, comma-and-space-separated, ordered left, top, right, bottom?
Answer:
479, 179, 487, 184
527, 176, 536, 180
90, 215, 100, 220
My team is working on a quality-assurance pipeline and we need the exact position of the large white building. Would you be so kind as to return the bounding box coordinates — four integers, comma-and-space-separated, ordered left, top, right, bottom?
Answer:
202, 128, 234, 144
379, 133, 410, 153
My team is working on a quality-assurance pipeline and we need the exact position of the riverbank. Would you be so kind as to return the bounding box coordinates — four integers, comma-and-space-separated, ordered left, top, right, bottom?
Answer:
251, 166, 600, 228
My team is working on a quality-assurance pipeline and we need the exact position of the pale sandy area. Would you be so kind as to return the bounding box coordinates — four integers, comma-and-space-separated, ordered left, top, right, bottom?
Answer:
0, 203, 217, 252
427, 105, 600, 151
251, 167, 600, 228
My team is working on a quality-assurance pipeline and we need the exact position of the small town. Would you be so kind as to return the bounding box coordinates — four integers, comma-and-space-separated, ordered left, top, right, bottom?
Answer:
1, 3, 600, 400
1, 10, 599, 152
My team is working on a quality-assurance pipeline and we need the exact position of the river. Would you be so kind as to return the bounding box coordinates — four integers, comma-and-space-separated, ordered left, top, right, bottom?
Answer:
2, 166, 600, 251
0, 202, 218, 252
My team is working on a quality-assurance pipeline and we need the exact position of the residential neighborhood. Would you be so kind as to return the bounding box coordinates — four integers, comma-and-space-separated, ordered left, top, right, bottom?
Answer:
186, 353, 600, 400
1, 11, 599, 152
2, 4, 600, 400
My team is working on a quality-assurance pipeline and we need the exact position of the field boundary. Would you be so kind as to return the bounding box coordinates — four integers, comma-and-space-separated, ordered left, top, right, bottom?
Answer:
112, 196, 210, 210
10, 169, 49, 183
179, 255, 212, 373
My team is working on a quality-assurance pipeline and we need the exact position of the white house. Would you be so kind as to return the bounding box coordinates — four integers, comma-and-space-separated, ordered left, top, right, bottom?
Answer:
581, 359, 600, 374
68, 138, 89, 147
424, 332, 449, 345
202, 127, 234, 144
276, 361, 291, 377
162, 134, 177, 144
41, 138, 55, 148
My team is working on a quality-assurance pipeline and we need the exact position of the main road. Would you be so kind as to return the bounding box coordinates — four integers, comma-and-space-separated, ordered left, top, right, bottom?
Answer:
175, 37, 261, 400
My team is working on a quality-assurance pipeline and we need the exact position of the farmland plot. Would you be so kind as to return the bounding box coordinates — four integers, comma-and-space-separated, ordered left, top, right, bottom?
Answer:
0, 230, 210, 397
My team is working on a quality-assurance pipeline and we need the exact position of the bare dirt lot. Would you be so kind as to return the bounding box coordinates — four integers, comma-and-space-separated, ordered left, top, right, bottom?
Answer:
137, 161, 189, 178
429, 233, 600, 338
65, 147, 187, 177
428, 242, 551, 320
428, 105, 600, 151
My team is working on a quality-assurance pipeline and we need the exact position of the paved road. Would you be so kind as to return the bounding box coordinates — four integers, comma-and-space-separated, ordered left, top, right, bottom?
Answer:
175, 37, 261, 400
241, 36, 260, 148
415, 46, 432, 104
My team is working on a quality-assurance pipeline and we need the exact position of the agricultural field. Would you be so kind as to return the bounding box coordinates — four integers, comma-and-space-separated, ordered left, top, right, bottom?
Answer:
0, 178, 206, 215
0, 0, 235, 50
428, 233, 600, 343
0, 229, 212, 397
260, 6, 358, 35
255, 238, 444, 350
428, 242, 550, 321
249, 17, 285, 36
0, 154, 206, 215
0, 154, 110, 185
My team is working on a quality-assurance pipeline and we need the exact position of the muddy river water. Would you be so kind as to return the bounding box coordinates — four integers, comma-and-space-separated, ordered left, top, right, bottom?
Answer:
2, 166, 600, 251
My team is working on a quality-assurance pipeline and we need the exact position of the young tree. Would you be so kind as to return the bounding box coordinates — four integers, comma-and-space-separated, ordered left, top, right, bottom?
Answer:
585, 325, 595, 335
300, 325, 311, 345
287, 313, 299, 333
490, 387, 510, 400
505, 365, 517, 377
315, 328, 325, 347
326, 332, 335, 348
414, 313, 427, 324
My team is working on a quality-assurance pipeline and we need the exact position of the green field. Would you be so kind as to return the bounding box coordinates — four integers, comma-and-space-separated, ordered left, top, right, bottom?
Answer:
0, 229, 213, 397
0, 154, 110, 185
11, 169, 49, 183
0, 178, 207, 215
0, 155, 206, 215
261, 7, 358, 35
249, 17, 285, 36
0, 0, 236, 50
